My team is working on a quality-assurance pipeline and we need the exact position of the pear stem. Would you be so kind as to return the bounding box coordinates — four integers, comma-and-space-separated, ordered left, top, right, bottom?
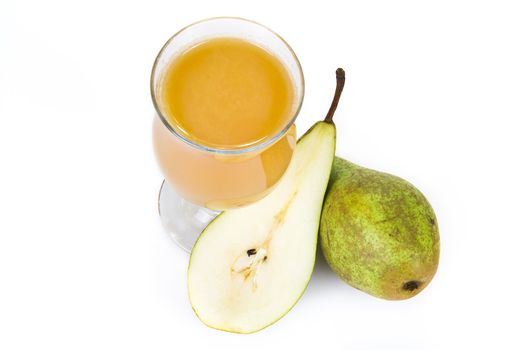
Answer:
324, 68, 346, 124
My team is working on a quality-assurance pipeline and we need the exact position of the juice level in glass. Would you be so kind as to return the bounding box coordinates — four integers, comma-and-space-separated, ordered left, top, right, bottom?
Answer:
153, 37, 297, 209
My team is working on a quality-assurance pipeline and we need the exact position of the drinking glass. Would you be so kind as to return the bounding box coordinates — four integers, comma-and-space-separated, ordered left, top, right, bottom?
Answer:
151, 17, 304, 252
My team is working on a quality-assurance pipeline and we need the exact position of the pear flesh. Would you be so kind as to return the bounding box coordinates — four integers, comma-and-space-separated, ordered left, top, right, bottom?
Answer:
188, 123, 335, 333
320, 157, 440, 300
188, 70, 345, 333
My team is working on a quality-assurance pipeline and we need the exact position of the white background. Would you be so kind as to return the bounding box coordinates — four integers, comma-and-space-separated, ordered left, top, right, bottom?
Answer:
1, 0, 524, 349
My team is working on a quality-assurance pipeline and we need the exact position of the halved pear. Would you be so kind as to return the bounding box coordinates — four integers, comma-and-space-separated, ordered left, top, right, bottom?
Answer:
187, 69, 346, 333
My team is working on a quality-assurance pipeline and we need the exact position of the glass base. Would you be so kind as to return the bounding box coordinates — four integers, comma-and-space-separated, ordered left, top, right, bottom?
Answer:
158, 180, 220, 253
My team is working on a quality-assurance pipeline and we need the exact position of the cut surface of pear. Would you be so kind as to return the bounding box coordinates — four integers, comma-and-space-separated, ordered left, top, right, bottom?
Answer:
187, 69, 345, 333
188, 123, 334, 333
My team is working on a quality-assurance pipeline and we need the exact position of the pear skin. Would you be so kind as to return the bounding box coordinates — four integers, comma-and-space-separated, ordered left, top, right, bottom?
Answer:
320, 157, 440, 300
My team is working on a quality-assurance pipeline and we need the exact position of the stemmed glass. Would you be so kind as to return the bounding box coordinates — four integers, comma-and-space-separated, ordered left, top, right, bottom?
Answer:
151, 17, 304, 252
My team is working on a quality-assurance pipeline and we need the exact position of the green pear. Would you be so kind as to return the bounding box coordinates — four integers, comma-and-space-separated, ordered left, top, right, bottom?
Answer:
187, 69, 346, 333
320, 158, 440, 300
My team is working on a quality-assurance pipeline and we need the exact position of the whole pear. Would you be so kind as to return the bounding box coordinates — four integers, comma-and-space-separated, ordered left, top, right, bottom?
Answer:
320, 157, 440, 300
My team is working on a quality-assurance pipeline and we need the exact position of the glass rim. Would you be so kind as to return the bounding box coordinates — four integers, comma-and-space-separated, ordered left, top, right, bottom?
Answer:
150, 16, 305, 155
